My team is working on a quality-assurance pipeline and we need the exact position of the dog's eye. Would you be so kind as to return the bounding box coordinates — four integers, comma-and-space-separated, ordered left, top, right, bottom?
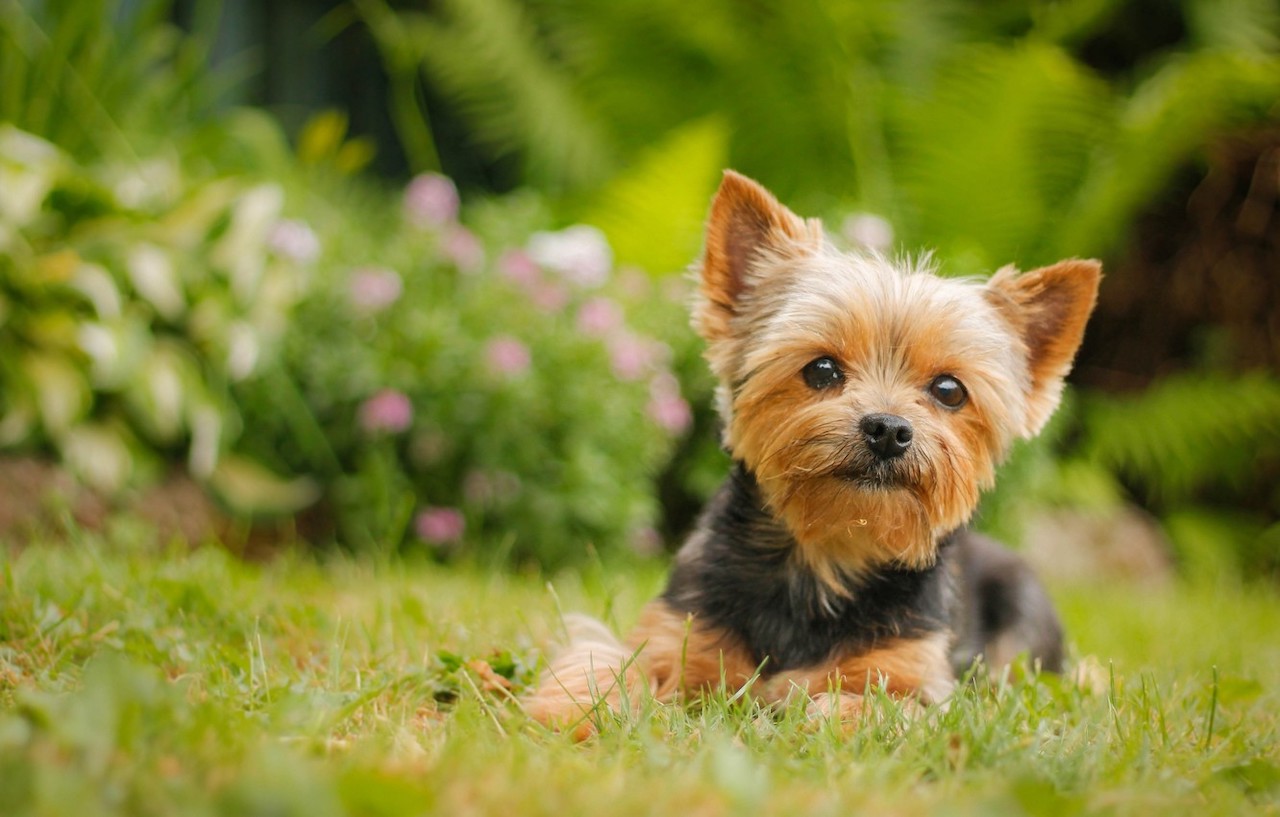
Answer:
802, 357, 844, 390
928, 375, 967, 409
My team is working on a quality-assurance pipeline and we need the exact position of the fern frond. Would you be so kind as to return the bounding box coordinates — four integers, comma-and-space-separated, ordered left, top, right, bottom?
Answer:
891, 42, 1111, 270
583, 118, 728, 276
1080, 372, 1280, 503
0, 0, 215, 161
1053, 51, 1280, 259
360, 0, 616, 193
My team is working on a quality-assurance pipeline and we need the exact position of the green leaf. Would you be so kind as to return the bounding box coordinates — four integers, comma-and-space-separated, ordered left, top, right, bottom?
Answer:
207, 454, 320, 516
22, 351, 91, 437
1081, 372, 1280, 502
1054, 51, 1280, 258
894, 42, 1110, 268
60, 421, 137, 494
584, 117, 728, 276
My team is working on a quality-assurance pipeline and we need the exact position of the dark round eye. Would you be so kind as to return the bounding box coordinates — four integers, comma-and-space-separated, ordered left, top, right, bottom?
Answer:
928, 375, 968, 409
802, 357, 844, 391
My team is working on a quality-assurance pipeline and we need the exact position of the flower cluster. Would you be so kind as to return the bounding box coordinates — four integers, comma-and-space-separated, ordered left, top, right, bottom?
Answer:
270, 172, 701, 563
5, 141, 708, 565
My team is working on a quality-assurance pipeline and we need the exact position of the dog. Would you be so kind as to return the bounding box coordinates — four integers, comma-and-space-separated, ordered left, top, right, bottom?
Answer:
525, 170, 1100, 732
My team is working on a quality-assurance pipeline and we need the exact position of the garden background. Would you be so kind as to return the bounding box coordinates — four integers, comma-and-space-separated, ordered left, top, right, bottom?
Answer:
1, 1, 1279, 815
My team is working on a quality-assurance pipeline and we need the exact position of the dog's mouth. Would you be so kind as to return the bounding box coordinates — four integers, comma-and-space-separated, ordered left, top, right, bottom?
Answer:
835, 460, 915, 491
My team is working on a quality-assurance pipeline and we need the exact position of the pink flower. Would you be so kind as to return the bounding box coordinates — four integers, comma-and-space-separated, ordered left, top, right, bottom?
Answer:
526, 225, 612, 288
648, 372, 692, 434
661, 276, 690, 304
608, 333, 661, 381
486, 335, 531, 377
629, 527, 664, 557
404, 173, 459, 228
443, 226, 485, 273
463, 469, 522, 504
648, 393, 692, 435
415, 506, 465, 545
649, 371, 681, 400
617, 268, 652, 299
530, 281, 569, 313
576, 297, 622, 337
499, 249, 542, 287
358, 389, 413, 434
268, 219, 320, 263
348, 267, 403, 313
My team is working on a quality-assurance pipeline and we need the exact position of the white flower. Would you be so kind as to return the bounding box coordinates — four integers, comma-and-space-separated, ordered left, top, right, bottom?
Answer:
77, 323, 119, 385
143, 346, 187, 440
109, 157, 180, 210
527, 225, 613, 288
841, 212, 895, 253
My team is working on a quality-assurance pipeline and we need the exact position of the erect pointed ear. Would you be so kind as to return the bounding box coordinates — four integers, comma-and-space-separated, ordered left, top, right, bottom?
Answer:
986, 259, 1102, 438
695, 170, 822, 341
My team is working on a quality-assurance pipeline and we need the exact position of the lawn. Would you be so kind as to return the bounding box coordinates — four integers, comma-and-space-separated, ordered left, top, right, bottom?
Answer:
1, 524, 1278, 816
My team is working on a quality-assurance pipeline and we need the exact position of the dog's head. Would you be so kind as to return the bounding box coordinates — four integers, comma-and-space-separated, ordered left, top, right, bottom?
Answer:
694, 171, 1100, 576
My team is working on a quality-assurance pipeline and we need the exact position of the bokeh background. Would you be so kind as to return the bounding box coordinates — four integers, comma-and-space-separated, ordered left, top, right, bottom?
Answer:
2, 0, 1278, 581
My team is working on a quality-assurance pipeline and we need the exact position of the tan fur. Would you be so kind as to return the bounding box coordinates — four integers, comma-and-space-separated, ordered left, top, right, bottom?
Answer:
625, 601, 759, 699
524, 171, 1099, 732
756, 631, 955, 705
522, 614, 649, 738
986, 260, 1103, 436
693, 174, 1098, 587
525, 604, 952, 734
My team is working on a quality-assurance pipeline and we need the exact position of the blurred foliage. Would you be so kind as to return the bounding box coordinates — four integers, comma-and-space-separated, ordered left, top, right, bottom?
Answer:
3, 0, 1279, 576
0, 1, 696, 567
355, 0, 1280, 576
0, 0, 220, 161
0, 125, 317, 511
233, 178, 695, 564
358, 0, 1280, 270
0, 118, 694, 564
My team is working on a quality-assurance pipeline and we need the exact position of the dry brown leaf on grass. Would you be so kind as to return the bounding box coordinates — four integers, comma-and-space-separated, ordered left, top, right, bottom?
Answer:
466, 659, 514, 693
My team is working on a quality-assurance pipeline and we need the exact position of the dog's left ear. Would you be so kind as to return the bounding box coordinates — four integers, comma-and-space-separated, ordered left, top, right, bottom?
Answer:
986, 259, 1102, 437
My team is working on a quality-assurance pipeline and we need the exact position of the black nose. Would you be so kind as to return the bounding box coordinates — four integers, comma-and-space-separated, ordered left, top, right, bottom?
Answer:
860, 413, 913, 460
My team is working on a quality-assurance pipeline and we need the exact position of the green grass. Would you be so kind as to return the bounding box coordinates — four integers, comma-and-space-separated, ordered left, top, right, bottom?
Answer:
2, 523, 1278, 816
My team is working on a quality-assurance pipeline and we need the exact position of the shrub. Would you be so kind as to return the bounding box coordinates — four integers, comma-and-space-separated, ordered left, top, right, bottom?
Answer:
0, 121, 695, 565
235, 174, 695, 564
0, 125, 317, 510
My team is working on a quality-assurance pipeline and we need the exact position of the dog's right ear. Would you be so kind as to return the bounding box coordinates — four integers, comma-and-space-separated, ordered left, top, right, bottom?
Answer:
695, 170, 821, 342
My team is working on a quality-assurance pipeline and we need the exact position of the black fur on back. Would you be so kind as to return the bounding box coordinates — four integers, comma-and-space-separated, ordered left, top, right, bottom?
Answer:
661, 463, 958, 674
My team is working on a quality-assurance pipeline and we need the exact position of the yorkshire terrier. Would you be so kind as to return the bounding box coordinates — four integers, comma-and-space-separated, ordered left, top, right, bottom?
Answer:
525, 171, 1100, 731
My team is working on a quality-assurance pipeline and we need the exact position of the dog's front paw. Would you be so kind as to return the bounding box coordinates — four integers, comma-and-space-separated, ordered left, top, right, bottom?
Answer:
804, 691, 866, 725
522, 689, 601, 741
804, 690, 923, 732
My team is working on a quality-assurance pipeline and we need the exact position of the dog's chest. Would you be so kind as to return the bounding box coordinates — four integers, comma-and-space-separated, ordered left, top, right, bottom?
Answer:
736, 563, 954, 672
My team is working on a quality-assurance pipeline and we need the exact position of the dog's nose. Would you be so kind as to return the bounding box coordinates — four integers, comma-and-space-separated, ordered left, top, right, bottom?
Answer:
860, 413, 913, 460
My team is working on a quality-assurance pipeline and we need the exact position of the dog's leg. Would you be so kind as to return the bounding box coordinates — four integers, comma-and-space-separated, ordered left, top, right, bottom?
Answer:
950, 530, 1064, 675
804, 690, 866, 722
523, 614, 651, 738
625, 601, 759, 701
